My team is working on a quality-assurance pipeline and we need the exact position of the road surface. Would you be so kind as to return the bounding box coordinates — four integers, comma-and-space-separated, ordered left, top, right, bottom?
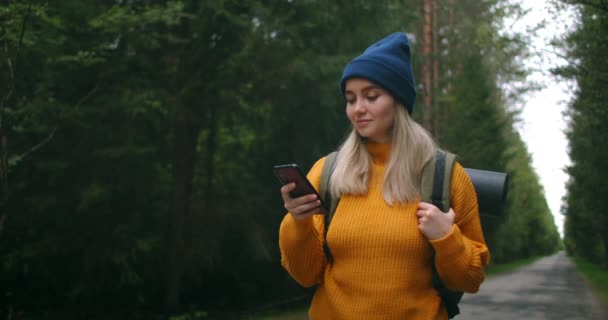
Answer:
459, 251, 607, 319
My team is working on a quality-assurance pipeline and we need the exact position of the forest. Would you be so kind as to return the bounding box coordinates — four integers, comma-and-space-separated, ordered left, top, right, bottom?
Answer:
1, 0, 604, 319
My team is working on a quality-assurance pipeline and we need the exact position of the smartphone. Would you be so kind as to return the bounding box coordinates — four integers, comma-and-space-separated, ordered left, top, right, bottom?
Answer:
273, 164, 328, 214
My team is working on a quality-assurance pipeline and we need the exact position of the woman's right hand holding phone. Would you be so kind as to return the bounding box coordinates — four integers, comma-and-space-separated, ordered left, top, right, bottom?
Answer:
281, 182, 322, 221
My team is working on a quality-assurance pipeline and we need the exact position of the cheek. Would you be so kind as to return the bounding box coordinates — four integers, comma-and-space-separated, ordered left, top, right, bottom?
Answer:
346, 106, 356, 122
376, 105, 395, 123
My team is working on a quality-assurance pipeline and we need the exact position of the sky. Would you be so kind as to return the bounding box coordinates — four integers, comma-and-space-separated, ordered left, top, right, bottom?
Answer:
510, 0, 577, 236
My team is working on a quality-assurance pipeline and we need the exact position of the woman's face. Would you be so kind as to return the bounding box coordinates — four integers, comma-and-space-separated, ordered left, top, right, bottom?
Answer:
344, 78, 397, 143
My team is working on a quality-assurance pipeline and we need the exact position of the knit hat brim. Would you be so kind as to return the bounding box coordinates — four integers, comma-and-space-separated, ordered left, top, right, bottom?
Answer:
341, 58, 416, 114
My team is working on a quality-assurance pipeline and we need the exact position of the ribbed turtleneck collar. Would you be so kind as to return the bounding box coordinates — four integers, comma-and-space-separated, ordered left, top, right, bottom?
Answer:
366, 141, 391, 165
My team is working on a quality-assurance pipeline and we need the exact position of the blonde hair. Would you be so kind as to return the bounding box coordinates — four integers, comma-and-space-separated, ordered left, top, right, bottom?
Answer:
329, 105, 437, 205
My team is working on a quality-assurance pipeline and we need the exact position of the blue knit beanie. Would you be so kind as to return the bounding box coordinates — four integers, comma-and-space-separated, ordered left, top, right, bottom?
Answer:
340, 32, 416, 113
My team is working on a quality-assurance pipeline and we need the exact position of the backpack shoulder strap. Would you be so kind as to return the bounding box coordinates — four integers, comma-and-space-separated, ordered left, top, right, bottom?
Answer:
421, 150, 457, 212
422, 150, 463, 319
319, 151, 338, 213
320, 151, 339, 263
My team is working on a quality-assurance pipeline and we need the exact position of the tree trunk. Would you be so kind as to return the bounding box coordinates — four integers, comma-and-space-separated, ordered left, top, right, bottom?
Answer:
432, 0, 440, 140
0, 136, 7, 239
422, 0, 433, 132
205, 103, 217, 203
166, 103, 197, 313
445, 0, 455, 131
0, 0, 13, 239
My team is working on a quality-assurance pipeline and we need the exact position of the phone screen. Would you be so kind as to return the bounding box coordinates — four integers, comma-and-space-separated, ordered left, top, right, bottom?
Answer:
273, 164, 328, 214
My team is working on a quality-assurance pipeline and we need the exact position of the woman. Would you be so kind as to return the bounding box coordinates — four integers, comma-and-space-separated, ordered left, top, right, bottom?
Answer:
279, 32, 490, 320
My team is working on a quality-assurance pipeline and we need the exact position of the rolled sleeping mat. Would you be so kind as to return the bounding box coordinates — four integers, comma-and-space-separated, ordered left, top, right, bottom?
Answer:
464, 168, 509, 216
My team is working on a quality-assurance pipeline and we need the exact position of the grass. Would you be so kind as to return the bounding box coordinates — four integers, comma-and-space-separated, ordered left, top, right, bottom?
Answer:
241, 295, 310, 320
243, 306, 308, 320
572, 256, 608, 302
485, 255, 544, 275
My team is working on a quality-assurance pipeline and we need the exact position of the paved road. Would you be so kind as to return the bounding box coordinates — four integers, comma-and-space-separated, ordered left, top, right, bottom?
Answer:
459, 251, 607, 319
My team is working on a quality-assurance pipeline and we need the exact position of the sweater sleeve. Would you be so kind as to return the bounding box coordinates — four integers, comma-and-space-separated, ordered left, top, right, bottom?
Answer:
278, 157, 328, 287
429, 162, 491, 293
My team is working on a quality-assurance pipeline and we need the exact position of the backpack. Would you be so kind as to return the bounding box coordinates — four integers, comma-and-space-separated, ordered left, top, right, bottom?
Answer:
318, 149, 463, 319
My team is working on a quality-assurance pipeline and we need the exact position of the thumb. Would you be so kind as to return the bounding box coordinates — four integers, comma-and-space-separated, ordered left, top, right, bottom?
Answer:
446, 208, 456, 222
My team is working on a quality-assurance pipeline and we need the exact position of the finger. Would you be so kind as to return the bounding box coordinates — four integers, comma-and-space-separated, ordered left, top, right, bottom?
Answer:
290, 194, 318, 208
292, 209, 316, 221
291, 199, 321, 215
280, 183, 296, 201
416, 209, 426, 218
292, 204, 322, 218
297, 200, 321, 214
281, 183, 318, 203
285, 194, 319, 213
418, 201, 435, 210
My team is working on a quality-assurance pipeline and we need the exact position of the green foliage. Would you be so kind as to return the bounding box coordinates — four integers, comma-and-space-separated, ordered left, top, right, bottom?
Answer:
554, 0, 608, 268
572, 255, 608, 301
420, 0, 561, 263
0, 0, 563, 317
485, 255, 545, 275
170, 311, 209, 320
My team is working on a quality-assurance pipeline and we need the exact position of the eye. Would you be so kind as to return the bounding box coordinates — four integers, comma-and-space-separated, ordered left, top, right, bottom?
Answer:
366, 95, 379, 101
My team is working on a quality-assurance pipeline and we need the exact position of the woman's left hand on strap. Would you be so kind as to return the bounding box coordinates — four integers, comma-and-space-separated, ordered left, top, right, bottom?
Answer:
416, 202, 455, 240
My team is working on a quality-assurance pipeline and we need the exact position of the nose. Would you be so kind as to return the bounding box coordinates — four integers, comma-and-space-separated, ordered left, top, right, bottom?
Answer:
353, 98, 367, 113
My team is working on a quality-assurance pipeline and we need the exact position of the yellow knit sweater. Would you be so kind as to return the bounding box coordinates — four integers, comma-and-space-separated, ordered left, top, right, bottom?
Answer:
279, 142, 490, 320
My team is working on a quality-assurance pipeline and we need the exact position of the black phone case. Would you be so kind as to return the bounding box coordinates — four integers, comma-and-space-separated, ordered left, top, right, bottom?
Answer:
273, 164, 328, 214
